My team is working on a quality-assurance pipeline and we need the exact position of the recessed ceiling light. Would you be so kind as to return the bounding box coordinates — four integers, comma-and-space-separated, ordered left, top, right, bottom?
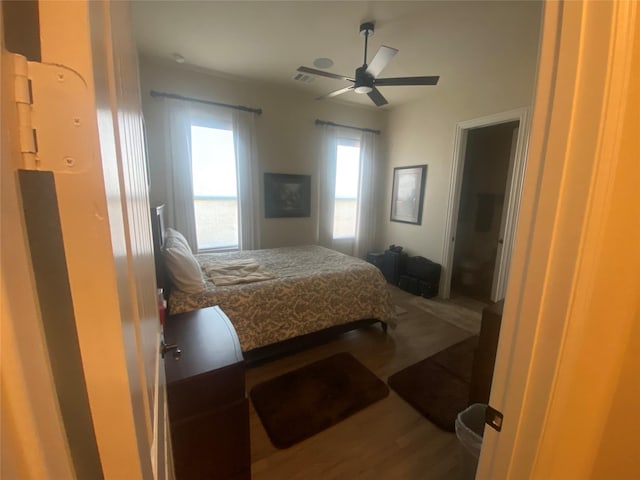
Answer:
173, 53, 185, 64
313, 57, 334, 69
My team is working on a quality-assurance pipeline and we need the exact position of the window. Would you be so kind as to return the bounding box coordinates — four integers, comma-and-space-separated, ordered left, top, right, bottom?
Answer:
190, 125, 238, 250
333, 138, 361, 238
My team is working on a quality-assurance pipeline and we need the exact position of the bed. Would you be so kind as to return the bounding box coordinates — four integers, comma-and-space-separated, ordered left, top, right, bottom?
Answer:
151, 206, 395, 363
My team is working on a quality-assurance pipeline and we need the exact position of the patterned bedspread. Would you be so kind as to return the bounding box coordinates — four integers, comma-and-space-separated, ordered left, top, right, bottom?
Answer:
168, 245, 395, 352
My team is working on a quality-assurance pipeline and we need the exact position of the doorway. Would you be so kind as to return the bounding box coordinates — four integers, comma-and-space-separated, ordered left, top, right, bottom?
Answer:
442, 108, 529, 302
450, 121, 519, 302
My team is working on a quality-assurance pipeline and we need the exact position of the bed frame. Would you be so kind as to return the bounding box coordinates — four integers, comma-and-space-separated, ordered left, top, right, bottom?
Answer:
150, 205, 387, 365
242, 319, 386, 366
150, 204, 169, 296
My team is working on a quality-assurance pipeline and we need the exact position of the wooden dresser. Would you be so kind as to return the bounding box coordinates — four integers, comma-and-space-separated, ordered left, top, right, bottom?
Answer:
163, 306, 251, 479
469, 299, 504, 405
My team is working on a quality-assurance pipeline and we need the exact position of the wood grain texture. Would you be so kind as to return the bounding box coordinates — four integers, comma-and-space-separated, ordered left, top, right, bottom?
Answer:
165, 306, 250, 479
246, 285, 483, 479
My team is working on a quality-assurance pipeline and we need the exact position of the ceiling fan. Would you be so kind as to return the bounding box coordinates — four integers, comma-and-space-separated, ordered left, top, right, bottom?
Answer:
297, 22, 439, 107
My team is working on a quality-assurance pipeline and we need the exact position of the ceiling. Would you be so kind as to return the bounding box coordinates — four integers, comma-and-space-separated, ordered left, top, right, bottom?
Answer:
132, 1, 541, 109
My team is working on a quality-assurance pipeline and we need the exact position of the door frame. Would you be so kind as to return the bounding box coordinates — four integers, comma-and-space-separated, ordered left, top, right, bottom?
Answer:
491, 126, 519, 301
1, 49, 77, 480
478, 0, 639, 477
441, 107, 530, 300
29, 1, 162, 478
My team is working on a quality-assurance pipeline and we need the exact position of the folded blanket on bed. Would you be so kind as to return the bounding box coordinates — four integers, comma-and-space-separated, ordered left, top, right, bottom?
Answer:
204, 258, 275, 286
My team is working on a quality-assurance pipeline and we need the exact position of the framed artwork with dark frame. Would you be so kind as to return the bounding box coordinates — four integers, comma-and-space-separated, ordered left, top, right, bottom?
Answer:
390, 165, 427, 225
264, 173, 311, 218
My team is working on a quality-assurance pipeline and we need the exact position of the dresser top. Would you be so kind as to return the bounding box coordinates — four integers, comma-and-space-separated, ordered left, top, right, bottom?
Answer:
163, 306, 243, 383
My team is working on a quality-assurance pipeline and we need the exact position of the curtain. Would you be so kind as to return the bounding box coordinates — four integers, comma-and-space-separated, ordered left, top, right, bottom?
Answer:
233, 110, 261, 250
354, 131, 378, 258
162, 98, 198, 251
317, 124, 338, 248
162, 98, 260, 252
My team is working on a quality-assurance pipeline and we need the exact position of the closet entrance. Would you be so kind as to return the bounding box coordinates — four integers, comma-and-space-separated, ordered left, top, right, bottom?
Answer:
442, 109, 530, 302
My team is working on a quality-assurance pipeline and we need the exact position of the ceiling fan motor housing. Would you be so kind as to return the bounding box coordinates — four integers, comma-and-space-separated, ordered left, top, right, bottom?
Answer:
354, 66, 374, 93
297, 19, 438, 105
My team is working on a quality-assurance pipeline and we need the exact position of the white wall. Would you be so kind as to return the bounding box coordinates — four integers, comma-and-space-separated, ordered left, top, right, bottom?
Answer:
140, 0, 541, 258
139, 56, 388, 249
378, 4, 542, 263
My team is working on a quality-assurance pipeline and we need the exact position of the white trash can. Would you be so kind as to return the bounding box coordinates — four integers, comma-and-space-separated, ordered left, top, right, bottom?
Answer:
455, 403, 487, 479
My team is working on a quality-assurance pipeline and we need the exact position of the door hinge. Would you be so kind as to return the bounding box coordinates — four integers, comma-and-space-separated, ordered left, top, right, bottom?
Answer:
485, 405, 503, 432
13, 54, 38, 169
11, 53, 92, 173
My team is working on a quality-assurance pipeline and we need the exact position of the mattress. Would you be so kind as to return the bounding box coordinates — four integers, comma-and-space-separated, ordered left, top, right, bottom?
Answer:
168, 245, 395, 352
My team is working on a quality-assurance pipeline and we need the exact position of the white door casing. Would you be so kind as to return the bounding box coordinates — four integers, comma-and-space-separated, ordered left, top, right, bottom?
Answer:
441, 108, 530, 300
491, 126, 519, 301
1, 47, 77, 480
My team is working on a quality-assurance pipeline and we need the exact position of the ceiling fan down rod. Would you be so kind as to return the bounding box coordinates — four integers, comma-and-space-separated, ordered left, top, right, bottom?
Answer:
363, 30, 368, 66
360, 22, 374, 67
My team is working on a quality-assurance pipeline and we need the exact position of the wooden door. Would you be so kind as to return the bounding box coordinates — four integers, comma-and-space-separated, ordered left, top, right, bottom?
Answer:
2, 1, 168, 478
478, 1, 640, 478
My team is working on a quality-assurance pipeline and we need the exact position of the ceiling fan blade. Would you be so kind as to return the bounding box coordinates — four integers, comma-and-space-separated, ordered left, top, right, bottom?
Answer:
366, 46, 398, 77
367, 87, 388, 107
297, 66, 354, 82
316, 86, 355, 100
375, 75, 440, 86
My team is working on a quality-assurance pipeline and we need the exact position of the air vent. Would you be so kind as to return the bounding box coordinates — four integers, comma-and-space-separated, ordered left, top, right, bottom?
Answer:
292, 72, 315, 84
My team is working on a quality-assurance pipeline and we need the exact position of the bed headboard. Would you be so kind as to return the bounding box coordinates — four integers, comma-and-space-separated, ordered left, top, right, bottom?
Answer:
150, 204, 169, 295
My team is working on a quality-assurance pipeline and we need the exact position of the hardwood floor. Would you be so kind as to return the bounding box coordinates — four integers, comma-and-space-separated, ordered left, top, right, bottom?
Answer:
246, 285, 481, 479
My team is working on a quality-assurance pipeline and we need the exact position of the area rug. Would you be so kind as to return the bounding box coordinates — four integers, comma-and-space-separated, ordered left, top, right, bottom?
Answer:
387, 336, 478, 432
394, 304, 408, 315
409, 296, 482, 334
250, 352, 389, 448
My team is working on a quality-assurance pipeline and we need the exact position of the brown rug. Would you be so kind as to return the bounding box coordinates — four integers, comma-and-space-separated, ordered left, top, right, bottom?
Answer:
250, 352, 389, 448
387, 336, 478, 432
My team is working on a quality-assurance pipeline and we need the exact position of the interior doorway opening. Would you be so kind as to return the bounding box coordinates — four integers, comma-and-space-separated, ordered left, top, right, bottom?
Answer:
450, 121, 519, 302
442, 108, 530, 303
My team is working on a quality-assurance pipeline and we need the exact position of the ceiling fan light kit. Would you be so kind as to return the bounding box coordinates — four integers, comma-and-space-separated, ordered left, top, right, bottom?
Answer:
297, 21, 439, 107
354, 85, 373, 94
354, 66, 374, 93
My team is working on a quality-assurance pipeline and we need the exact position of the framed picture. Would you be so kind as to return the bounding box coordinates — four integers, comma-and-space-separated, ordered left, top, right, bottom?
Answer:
264, 173, 311, 218
390, 165, 427, 225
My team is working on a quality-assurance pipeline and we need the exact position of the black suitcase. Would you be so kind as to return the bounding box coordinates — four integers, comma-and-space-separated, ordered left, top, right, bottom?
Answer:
366, 252, 384, 269
398, 275, 421, 295
418, 280, 439, 298
382, 249, 407, 285
406, 256, 441, 284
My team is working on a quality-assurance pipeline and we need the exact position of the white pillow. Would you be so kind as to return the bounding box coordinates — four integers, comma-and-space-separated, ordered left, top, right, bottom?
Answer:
163, 235, 205, 293
164, 227, 191, 252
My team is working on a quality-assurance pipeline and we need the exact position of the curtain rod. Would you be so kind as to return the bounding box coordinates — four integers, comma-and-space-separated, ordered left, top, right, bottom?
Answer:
150, 90, 262, 115
314, 119, 381, 135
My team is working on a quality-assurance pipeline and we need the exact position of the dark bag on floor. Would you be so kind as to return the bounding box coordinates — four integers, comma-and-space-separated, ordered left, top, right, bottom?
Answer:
406, 256, 441, 284
418, 280, 439, 298
397, 256, 441, 298
382, 247, 408, 285
398, 275, 420, 295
